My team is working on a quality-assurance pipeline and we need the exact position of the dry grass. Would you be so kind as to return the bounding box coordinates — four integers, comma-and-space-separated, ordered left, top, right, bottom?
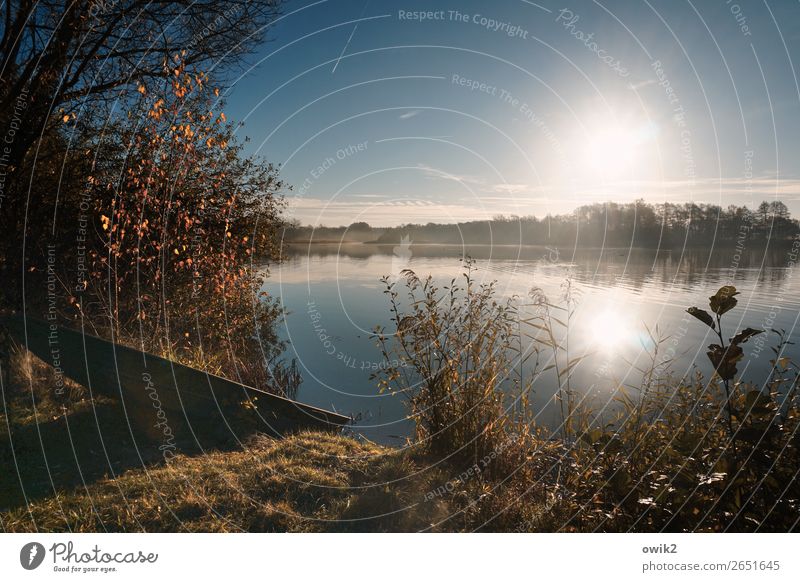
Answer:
2, 430, 476, 532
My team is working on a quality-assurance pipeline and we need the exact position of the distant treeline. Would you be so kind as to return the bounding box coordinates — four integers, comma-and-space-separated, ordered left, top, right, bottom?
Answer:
283, 200, 799, 248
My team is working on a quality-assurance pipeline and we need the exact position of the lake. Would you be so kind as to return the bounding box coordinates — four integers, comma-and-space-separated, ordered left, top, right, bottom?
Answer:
263, 242, 800, 444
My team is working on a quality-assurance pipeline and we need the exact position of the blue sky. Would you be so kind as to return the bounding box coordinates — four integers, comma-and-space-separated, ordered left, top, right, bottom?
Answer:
222, 0, 800, 226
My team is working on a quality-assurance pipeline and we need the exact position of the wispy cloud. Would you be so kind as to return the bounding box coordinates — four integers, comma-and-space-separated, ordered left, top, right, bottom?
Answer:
417, 163, 486, 186
473, 195, 552, 204
492, 183, 530, 194
398, 110, 420, 120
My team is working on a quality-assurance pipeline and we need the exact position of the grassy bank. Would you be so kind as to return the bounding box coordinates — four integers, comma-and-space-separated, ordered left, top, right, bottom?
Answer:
0, 354, 560, 532
3, 429, 417, 532
0, 411, 558, 532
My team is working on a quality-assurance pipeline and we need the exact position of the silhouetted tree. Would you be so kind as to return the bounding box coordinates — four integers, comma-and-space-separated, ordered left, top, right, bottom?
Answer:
316, 201, 800, 248
0, 0, 282, 178
0, 0, 284, 305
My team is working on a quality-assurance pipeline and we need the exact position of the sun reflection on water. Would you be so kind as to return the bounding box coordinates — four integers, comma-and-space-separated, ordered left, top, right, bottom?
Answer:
587, 309, 636, 353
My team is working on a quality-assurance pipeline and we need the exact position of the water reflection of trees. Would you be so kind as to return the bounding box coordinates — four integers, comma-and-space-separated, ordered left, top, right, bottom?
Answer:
282, 241, 796, 291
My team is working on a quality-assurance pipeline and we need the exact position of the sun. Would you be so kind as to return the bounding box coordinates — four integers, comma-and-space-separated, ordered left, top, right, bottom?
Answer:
577, 118, 658, 178
583, 127, 637, 174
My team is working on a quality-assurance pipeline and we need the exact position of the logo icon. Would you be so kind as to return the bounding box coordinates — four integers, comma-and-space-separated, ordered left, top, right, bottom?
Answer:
20, 542, 46, 570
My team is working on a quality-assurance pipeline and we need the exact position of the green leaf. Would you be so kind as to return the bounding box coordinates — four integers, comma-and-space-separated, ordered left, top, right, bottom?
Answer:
730, 327, 763, 346
709, 285, 739, 315
687, 307, 715, 329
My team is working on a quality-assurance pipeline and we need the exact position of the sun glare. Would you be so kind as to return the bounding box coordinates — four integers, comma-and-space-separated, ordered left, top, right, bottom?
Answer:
578, 119, 658, 178
588, 309, 634, 352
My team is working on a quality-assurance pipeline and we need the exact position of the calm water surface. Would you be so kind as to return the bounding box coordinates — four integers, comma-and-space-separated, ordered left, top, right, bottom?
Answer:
263, 243, 800, 444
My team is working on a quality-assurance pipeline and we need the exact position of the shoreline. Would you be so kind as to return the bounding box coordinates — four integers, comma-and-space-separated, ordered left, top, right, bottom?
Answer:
282, 240, 797, 250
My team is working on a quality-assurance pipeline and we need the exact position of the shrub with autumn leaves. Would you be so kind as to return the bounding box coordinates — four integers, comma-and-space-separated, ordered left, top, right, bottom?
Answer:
14, 61, 298, 397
